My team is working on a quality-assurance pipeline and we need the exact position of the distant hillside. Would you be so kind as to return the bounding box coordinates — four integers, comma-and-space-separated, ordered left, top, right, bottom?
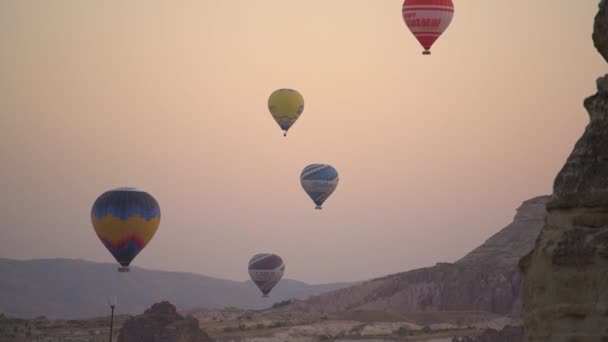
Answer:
0, 196, 549, 322
0, 258, 351, 319
271, 196, 549, 319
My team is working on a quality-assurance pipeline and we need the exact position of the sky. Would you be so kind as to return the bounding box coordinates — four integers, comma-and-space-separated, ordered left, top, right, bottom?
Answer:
0, 1, 606, 284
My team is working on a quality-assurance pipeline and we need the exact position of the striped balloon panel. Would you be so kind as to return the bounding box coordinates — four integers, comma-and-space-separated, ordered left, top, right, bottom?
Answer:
248, 254, 285, 295
402, 0, 454, 51
300, 164, 339, 207
91, 188, 161, 267
268, 89, 304, 132
92, 187, 161, 220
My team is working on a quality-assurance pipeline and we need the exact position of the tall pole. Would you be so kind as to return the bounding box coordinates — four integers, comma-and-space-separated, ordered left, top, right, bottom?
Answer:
109, 304, 115, 342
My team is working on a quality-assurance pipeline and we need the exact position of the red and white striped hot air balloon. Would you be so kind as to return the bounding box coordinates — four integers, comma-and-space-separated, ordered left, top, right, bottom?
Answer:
402, 0, 454, 55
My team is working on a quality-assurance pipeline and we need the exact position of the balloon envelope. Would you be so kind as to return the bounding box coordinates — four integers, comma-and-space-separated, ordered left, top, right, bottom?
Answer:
300, 164, 339, 209
248, 254, 285, 297
91, 187, 160, 271
402, 0, 454, 54
268, 89, 304, 135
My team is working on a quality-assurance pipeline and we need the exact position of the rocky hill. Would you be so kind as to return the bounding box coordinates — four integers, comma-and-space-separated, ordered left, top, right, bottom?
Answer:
0, 258, 351, 319
266, 196, 549, 320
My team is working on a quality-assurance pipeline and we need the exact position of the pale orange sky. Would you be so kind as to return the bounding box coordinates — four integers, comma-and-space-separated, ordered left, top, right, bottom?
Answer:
0, 1, 605, 283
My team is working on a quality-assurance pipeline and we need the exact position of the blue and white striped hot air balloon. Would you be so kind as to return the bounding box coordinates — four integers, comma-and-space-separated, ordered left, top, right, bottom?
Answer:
300, 164, 339, 210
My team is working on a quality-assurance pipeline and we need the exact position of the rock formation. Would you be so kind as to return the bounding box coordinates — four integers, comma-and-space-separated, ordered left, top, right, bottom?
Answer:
594, 0, 608, 63
457, 196, 549, 268
520, 4, 608, 339
520, 75, 608, 341
519, 17, 608, 333
117, 301, 212, 342
271, 196, 548, 319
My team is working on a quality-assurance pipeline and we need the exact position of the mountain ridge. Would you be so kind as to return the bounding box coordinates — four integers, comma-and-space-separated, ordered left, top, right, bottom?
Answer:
1, 195, 549, 323
0, 257, 352, 319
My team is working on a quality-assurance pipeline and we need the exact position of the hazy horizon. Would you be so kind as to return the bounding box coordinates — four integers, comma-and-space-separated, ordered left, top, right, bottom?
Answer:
1, 1, 606, 283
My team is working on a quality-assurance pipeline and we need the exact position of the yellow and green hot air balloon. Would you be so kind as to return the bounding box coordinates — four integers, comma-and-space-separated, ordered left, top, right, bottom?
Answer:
268, 88, 304, 136
91, 187, 161, 272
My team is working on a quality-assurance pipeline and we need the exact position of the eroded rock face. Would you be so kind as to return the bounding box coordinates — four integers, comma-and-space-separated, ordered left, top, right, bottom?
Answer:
594, 0, 608, 63
117, 301, 212, 342
272, 196, 548, 320
549, 76, 608, 209
457, 196, 548, 267
520, 76, 608, 341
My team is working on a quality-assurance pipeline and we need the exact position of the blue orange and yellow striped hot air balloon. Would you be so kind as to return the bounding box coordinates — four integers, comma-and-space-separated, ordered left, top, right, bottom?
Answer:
91, 187, 161, 272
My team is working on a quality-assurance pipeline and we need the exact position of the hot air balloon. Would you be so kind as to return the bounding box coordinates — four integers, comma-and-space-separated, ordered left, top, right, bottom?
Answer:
268, 88, 304, 136
248, 254, 285, 297
91, 187, 161, 272
300, 164, 339, 210
402, 0, 454, 55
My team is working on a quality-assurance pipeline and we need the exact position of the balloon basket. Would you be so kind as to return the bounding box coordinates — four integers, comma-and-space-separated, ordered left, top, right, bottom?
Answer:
117, 266, 130, 273
315, 206, 322, 210
422, 50, 431, 55
283, 132, 287, 137
262, 294, 269, 298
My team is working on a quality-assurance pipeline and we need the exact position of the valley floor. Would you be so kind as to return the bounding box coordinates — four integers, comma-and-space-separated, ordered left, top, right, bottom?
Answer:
194, 308, 520, 342
0, 309, 521, 342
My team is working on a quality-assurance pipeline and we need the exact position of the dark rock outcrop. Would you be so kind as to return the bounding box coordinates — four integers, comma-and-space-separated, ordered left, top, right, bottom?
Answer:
520, 75, 608, 340
594, 0, 608, 63
117, 301, 212, 342
548, 76, 608, 209
272, 196, 548, 319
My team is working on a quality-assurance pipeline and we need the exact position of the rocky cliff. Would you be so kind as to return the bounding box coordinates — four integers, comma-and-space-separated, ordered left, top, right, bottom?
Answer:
117, 301, 212, 342
594, 0, 608, 63
520, 5, 608, 339
271, 196, 549, 320
520, 75, 608, 341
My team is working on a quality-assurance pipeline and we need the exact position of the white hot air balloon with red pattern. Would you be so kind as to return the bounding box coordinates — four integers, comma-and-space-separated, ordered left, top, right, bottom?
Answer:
402, 0, 454, 55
